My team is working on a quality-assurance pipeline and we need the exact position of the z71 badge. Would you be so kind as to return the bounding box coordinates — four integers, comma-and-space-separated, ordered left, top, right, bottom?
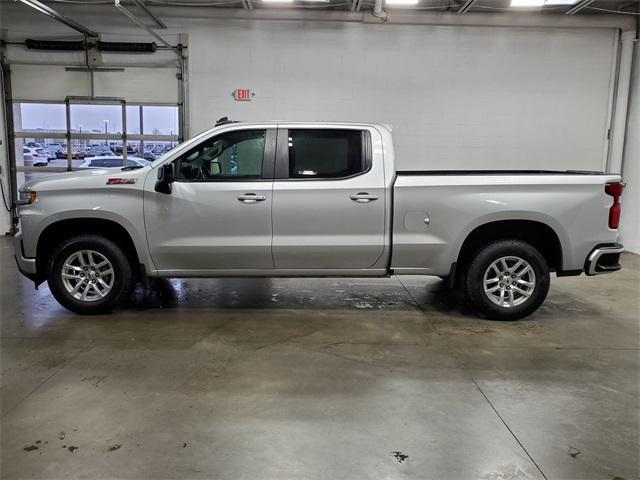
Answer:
106, 178, 137, 185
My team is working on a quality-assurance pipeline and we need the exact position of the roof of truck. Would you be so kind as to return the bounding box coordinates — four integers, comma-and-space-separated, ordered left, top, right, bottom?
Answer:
213, 119, 392, 131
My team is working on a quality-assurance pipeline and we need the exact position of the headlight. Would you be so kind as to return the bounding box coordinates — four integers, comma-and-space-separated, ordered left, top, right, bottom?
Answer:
17, 191, 37, 205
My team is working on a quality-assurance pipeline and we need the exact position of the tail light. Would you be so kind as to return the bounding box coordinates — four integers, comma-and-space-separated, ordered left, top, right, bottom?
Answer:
605, 182, 625, 229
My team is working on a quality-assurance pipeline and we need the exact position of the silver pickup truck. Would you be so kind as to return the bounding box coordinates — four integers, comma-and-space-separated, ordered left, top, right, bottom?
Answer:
14, 121, 625, 319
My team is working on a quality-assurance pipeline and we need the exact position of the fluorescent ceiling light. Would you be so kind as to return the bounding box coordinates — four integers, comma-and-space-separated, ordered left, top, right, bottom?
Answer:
544, 0, 579, 4
510, 0, 544, 6
386, 0, 420, 5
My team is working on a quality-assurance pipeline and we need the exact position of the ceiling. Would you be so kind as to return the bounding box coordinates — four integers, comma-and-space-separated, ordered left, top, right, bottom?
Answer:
15, 0, 640, 14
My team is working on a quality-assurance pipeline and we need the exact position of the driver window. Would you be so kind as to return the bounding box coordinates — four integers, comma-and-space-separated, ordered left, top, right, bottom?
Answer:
175, 129, 266, 181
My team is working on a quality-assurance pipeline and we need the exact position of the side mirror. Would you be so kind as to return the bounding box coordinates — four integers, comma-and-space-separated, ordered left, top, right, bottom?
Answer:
155, 163, 175, 194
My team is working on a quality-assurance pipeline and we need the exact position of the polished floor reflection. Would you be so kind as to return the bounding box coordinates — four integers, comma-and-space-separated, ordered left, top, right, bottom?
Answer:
1, 237, 638, 479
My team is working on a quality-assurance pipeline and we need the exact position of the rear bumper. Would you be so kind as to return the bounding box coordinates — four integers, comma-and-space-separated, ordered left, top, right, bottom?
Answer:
13, 233, 38, 281
585, 243, 624, 276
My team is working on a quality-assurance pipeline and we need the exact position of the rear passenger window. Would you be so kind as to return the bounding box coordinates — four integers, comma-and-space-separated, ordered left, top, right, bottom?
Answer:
288, 129, 367, 179
103, 159, 123, 167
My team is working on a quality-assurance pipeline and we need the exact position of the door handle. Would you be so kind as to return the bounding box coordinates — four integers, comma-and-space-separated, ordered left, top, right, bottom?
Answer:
350, 192, 378, 203
238, 193, 267, 203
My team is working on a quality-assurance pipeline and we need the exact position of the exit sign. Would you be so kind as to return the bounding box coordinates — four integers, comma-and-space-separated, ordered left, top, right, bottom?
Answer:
233, 88, 254, 101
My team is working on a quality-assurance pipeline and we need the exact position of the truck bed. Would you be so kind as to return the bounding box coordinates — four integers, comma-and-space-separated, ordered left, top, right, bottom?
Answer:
396, 170, 610, 176
390, 170, 621, 277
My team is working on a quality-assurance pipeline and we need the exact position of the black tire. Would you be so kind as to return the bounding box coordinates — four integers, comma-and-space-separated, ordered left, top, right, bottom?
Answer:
47, 235, 134, 315
463, 239, 550, 321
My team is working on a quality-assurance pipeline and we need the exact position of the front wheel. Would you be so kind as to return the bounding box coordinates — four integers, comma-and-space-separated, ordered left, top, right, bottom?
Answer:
463, 239, 550, 321
48, 235, 134, 314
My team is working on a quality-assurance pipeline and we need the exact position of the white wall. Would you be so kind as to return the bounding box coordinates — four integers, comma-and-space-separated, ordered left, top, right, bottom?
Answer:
188, 20, 618, 171
621, 43, 640, 254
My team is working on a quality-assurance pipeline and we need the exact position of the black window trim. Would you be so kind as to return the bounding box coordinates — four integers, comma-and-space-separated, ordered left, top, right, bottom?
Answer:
274, 127, 372, 181
173, 128, 276, 183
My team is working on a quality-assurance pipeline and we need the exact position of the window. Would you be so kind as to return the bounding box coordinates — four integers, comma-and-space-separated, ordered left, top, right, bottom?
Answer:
14, 103, 66, 132
70, 104, 123, 134
142, 106, 179, 136
87, 159, 103, 167
175, 130, 266, 181
12, 101, 181, 191
103, 158, 124, 167
288, 129, 366, 179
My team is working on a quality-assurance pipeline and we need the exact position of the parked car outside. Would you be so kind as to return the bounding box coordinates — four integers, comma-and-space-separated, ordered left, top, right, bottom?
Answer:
78, 156, 151, 169
47, 144, 65, 159
85, 146, 114, 158
113, 146, 136, 155
142, 151, 158, 161
35, 148, 51, 164
38, 148, 56, 161
24, 147, 47, 166
74, 148, 88, 159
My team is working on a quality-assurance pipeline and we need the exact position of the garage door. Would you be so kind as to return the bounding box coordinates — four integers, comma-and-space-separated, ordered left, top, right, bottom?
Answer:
10, 65, 178, 104
8, 62, 181, 186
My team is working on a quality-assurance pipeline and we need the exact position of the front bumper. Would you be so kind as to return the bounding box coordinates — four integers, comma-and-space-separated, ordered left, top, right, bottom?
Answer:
13, 233, 38, 281
585, 243, 624, 276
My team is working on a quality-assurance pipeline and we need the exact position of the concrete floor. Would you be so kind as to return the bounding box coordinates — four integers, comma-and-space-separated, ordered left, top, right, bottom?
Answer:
1, 237, 638, 480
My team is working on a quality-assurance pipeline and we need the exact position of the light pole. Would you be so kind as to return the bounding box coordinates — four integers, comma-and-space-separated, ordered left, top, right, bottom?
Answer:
103, 120, 109, 146
78, 124, 83, 147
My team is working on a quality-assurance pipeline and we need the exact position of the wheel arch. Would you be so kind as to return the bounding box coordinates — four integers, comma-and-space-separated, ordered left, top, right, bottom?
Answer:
36, 218, 143, 280
454, 219, 564, 285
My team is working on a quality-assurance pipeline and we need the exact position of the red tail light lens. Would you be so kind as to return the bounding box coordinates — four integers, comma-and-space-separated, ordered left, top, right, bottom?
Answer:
605, 182, 625, 229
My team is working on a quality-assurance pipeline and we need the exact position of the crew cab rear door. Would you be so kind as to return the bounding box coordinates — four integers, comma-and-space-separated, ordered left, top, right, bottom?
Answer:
143, 127, 276, 272
271, 125, 386, 270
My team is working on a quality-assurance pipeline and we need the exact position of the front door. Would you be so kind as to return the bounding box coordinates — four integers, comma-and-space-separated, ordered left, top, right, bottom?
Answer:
144, 128, 276, 272
272, 126, 386, 270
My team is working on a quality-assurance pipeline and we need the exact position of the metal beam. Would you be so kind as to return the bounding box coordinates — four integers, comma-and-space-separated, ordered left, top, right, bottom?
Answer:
131, 0, 167, 29
125, 7, 635, 31
457, 0, 475, 14
1, 61, 19, 234
566, 0, 594, 15
16, 0, 97, 36
241, 0, 254, 10
114, 0, 176, 51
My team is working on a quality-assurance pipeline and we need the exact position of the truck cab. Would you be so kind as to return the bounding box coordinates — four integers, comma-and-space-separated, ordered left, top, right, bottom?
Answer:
144, 122, 392, 275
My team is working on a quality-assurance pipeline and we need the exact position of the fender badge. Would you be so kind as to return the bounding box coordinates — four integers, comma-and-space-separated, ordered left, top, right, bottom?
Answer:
106, 178, 137, 185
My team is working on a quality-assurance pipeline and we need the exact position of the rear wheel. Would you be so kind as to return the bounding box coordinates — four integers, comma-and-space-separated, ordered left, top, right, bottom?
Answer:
464, 239, 550, 320
48, 235, 134, 314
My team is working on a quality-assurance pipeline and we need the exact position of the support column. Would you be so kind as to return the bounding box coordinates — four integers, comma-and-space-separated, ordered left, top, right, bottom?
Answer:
608, 30, 636, 174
